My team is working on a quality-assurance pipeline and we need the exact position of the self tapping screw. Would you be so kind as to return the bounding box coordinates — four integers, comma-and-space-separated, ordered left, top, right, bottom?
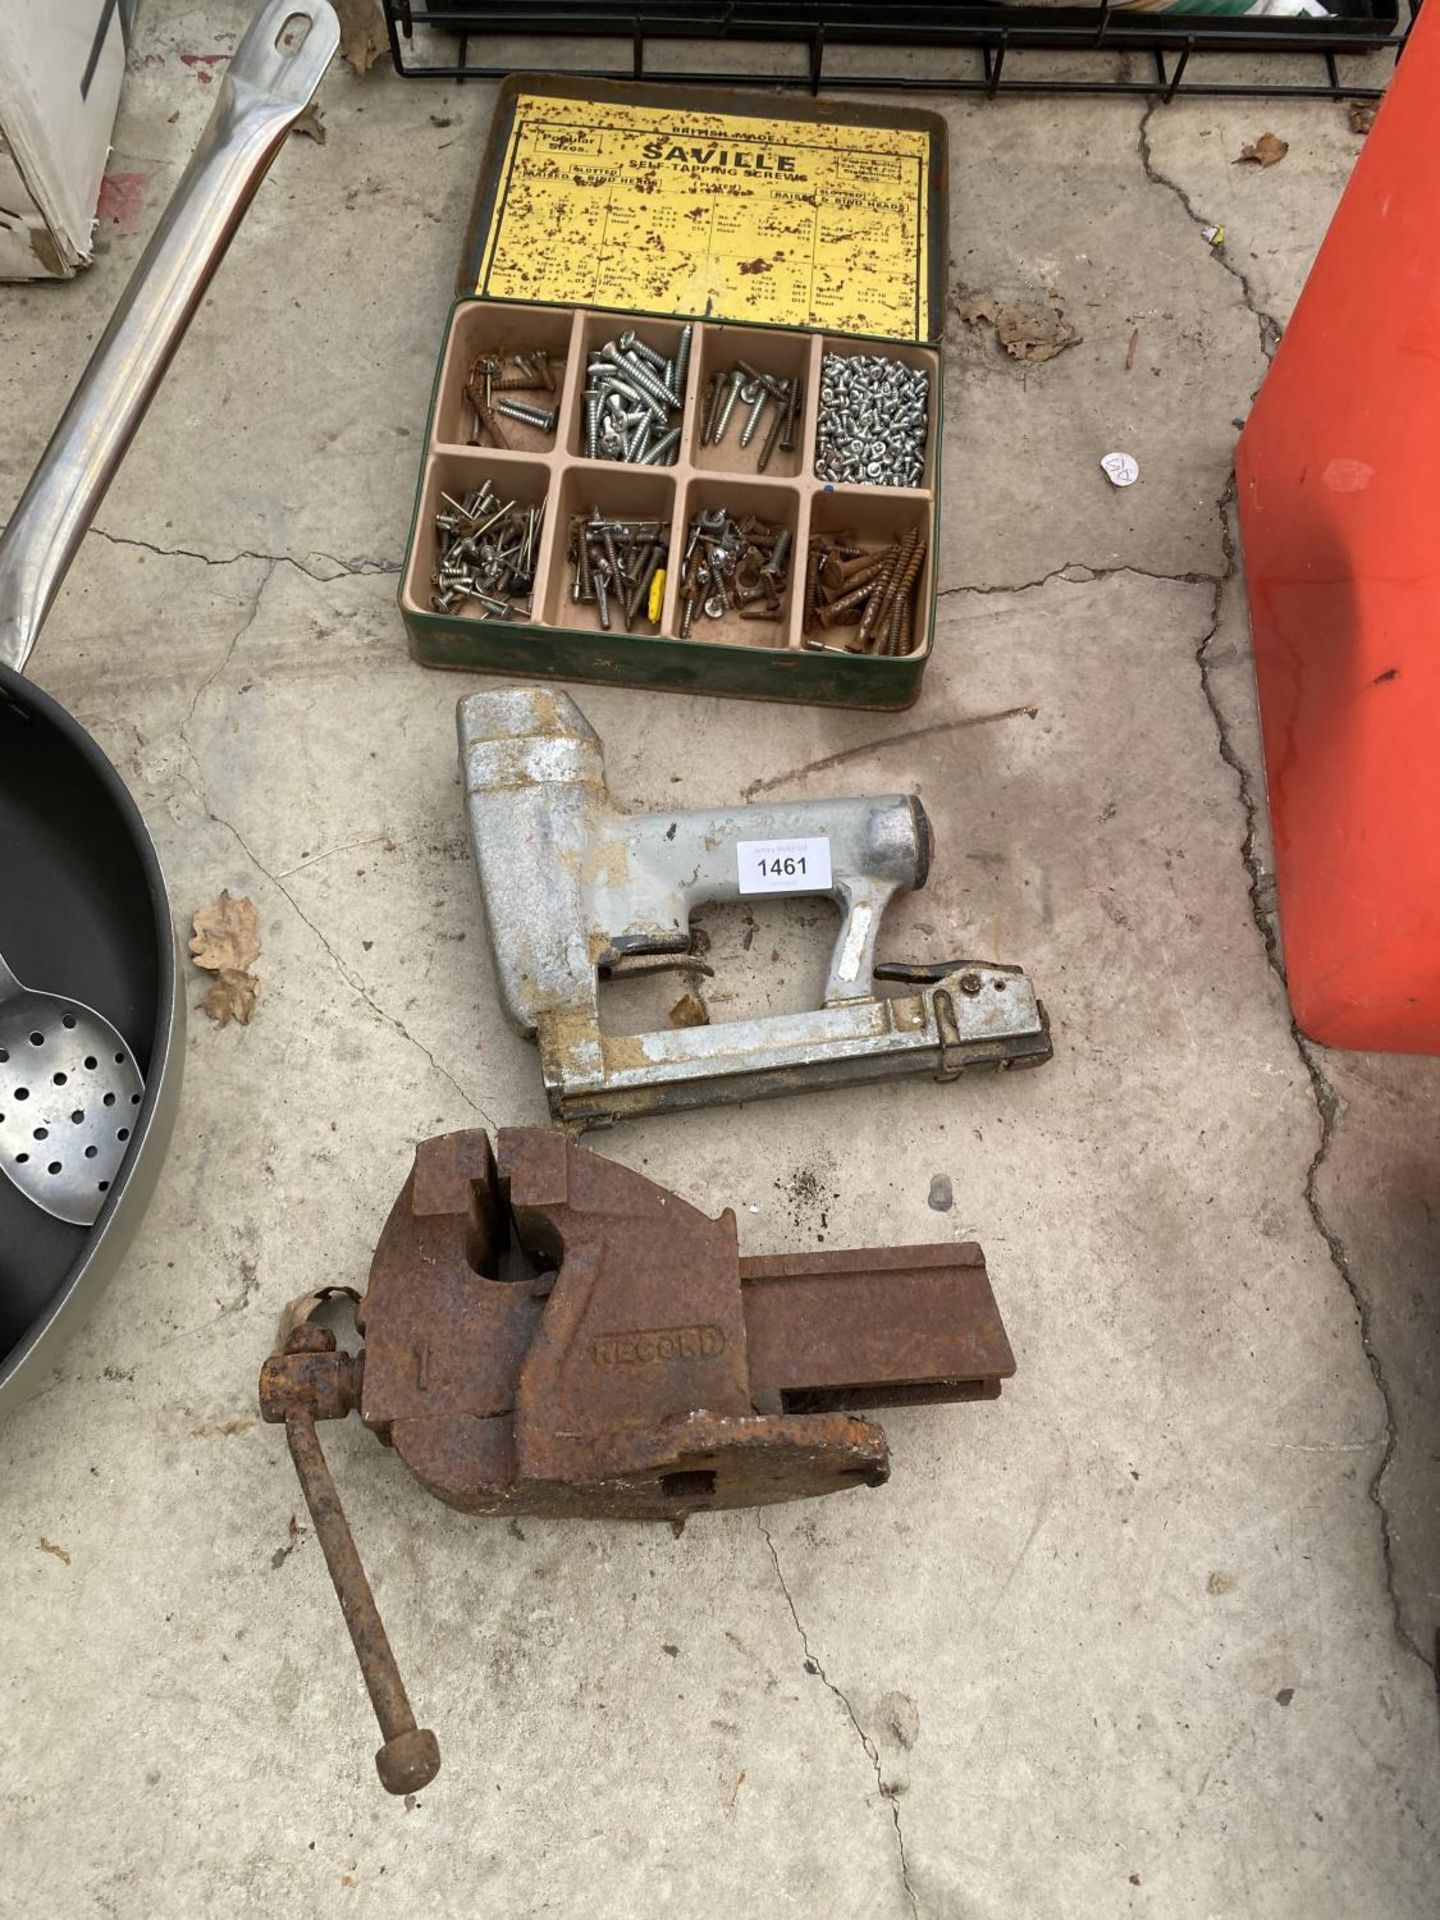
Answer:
586, 333, 685, 463
814, 353, 929, 488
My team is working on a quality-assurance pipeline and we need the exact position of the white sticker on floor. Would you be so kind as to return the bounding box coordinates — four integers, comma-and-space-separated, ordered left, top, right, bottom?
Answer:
736, 836, 832, 895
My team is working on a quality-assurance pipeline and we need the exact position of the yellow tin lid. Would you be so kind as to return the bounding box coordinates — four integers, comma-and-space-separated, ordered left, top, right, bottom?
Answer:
459, 77, 947, 344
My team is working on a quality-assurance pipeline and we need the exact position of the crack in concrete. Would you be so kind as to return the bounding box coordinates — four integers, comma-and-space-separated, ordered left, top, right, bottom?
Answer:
1137, 102, 1283, 362
936, 561, 1222, 600
183, 557, 276, 737
175, 591, 494, 1132
761, 1521, 918, 1918
1296, 1061, 1433, 1672
90, 523, 401, 583
1192, 483, 1433, 1677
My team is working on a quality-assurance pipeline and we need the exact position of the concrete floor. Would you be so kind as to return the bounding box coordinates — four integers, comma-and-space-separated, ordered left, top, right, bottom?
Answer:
2, 9, 1436, 1915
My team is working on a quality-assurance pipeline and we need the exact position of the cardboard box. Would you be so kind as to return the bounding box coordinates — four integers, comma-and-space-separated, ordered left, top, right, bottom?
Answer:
0, 0, 130, 280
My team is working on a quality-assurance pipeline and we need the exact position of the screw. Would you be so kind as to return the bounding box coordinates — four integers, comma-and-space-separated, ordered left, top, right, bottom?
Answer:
677, 504, 792, 635
673, 323, 693, 402
762, 528, 792, 581
584, 335, 685, 463
625, 413, 652, 463
566, 511, 670, 628
712, 370, 745, 445
780, 378, 803, 453
495, 400, 557, 433
959, 972, 982, 995
614, 348, 681, 416
738, 382, 767, 449
619, 329, 667, 371
815, 354, 929, 487
701, 372, 725, 447
639, 426, 681, 466
756, 381, 792, 473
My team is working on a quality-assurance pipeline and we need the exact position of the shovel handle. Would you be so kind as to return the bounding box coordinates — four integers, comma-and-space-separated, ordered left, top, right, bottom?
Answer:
0, 1, 338, 674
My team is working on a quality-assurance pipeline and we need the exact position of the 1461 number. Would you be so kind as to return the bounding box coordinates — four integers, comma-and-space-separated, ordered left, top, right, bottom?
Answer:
758, 854, 806, 879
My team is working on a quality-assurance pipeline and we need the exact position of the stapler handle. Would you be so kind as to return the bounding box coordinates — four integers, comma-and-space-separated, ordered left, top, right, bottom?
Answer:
605, 795, 931, 1006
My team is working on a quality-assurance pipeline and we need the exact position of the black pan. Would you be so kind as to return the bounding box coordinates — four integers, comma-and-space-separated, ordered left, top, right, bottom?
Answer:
0, 1, 337, 1412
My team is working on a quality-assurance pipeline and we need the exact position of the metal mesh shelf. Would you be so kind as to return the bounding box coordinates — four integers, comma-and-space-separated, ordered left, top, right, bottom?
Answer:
382, 0, 1412, 101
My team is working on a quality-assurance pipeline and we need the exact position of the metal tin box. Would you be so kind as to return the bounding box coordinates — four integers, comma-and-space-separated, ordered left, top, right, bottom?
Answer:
400, 78, 947, 710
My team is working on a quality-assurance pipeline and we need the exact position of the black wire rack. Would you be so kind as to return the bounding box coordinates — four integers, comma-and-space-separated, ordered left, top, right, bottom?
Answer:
381, 0, 1413, 100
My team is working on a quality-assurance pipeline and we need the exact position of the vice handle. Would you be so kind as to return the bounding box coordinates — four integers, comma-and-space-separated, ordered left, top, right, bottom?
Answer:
0, 1, 338, 673
260, 1323, 441, 1796
286, 1412, 441, 1796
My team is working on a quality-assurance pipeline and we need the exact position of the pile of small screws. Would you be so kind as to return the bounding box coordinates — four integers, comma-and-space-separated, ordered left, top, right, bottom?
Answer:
567, 509, 671, 632
801, 526, 928, 656
583, 327, 691, 465
465, 349, 564, 448
699, 362, 803, 473
814, 353, 929, 488
431, 480, 543, 618
677, 506, 793, 640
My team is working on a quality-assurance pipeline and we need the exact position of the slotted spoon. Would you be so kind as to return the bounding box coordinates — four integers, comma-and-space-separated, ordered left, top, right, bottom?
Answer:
0, 949, 145, 1227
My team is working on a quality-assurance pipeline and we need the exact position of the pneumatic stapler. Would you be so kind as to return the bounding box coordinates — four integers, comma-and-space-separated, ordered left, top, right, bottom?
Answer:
457, 686, 1052, 1125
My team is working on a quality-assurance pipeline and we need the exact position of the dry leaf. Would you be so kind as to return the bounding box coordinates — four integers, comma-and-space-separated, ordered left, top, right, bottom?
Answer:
335, 0, 386, 74
202, 969, 260, 1029
1235, 132, 1288, 168
39, 1537, 71, 1565
291, 102, 326, 144
191, 892, 261, 1027
1349, 102, 1378, 136
190, 891, 260, 974
955, 296, 1080, 364
668, 993, 709, 1029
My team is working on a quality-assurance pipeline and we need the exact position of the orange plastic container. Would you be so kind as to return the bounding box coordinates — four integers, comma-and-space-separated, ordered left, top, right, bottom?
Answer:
1236, 15, 1440, 1053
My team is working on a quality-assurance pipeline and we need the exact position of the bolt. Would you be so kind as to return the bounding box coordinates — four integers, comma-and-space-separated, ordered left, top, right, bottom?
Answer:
959, 971, 982, 995
495, 400, 557, 433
